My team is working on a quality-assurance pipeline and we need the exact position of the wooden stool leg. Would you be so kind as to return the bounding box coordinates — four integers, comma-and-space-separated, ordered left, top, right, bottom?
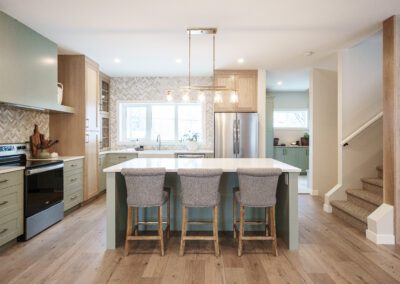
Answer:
213, 206, 220, 257
167, 197, 171, 239
124, 207, 133, 256
179, 206, 187, 256
233, 193, 237, 240
270, 206, 278, 256
158, 206, 164, 256
134, 207, 139, 236
238, 206, 245, 256
265, 207, 269, 236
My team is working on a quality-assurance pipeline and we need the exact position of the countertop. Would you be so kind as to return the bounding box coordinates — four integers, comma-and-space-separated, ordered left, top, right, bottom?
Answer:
0, 156, 84, 174
27, 156, 85, 162
99, 149, 214, 155
0, 166, 25, 174
274, 145, 309, 148
103, 158, 301, 173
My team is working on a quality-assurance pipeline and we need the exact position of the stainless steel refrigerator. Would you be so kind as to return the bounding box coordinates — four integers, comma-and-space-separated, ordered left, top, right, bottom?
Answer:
214, 112, 259, 158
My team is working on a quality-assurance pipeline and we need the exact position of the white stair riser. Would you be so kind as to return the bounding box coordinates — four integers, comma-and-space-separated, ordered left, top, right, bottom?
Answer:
362, 182, 382, 194
332, 207, 367, 232
347, 194, 379, 212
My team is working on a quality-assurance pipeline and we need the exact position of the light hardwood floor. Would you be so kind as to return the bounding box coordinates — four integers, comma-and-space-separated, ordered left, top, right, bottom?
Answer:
1, 195, 400, 284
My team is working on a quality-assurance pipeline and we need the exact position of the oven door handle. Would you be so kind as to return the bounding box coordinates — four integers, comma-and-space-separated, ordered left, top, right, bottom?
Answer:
25, 163, 64, 176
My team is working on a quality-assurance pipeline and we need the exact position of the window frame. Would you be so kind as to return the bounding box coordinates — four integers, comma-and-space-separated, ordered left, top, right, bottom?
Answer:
273, 108, 309, 130
117, 100, 206, 145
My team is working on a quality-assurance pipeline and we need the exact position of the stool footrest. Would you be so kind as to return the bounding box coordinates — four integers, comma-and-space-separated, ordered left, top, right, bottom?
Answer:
127, 236, 160, 241
183, 236, 215, 241
187, 221, 213, 225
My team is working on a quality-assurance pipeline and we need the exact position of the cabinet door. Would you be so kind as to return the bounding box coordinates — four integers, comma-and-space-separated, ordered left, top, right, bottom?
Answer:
214, 74, 235, 112
98, 155, 106, 192
273, 147, 285, 162
236, 73, 257, 112
284, 148, 300, 168
84, 132, 99, 200
85, 63, 99, 131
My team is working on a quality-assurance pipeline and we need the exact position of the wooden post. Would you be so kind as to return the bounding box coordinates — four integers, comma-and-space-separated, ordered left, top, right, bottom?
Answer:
383, 15, 400, 244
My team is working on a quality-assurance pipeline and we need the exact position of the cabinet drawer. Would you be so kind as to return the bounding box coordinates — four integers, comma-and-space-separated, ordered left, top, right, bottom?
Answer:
64, 190, 83, 211
0, 184, 23, 217
0, 170, 23, 190
64, 159, 84, 172
0, 210, 23, 246
64, 170, 83, 189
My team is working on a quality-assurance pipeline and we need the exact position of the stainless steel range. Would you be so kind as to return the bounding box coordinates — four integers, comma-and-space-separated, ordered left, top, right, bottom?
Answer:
0, 144, 64, 240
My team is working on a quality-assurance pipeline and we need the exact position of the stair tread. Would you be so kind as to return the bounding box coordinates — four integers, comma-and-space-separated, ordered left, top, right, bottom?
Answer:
361, 177, 383, 187
331, 200, 371, 223
346, 188, 382, 206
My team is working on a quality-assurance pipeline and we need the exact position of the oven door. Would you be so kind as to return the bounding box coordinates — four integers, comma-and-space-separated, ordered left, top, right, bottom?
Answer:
24, 163, 64, 217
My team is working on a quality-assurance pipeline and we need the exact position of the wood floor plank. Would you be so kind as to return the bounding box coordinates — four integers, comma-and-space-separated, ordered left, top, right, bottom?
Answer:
0, 195, 399, 284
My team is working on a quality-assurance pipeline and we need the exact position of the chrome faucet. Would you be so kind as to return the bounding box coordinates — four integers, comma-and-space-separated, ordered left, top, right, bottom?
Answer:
156, 134, 161, 150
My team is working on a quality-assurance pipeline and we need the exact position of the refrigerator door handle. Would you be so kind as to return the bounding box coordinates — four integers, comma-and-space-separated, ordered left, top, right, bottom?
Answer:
233, 120, 237, 154
237, 119, 240, 155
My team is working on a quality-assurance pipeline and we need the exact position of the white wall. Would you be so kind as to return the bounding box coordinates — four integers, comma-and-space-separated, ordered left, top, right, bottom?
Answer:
310, 69, 338, 197
257, 69, 267, 157
341, 32, 383, 190
267, 91, 309, 145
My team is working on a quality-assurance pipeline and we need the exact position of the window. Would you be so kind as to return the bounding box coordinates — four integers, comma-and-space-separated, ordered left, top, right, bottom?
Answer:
118, 102, 204, 144
273, 110, 308, 129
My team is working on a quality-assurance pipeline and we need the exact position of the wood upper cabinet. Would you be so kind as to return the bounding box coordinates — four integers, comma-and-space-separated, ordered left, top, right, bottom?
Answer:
214, 70, 258, 113
85, 62, 99, 131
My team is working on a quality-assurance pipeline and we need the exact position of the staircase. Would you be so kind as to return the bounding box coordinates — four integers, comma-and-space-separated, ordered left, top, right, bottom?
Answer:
331, 166, 383, 231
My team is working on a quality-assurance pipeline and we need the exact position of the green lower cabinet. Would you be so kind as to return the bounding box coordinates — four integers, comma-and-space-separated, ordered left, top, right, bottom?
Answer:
0, 170, 24, 246
273, 147, 309, 173
99, 154, 106, 192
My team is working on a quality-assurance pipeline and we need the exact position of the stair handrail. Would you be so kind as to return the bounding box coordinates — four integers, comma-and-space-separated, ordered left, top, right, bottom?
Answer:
341, 112, 383, 146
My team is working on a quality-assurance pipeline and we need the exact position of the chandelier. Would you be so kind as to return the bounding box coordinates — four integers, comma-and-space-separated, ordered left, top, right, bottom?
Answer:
166, 28, 237, 103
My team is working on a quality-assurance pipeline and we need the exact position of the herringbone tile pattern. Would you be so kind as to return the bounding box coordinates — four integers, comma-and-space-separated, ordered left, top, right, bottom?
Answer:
0, 105, 49, 143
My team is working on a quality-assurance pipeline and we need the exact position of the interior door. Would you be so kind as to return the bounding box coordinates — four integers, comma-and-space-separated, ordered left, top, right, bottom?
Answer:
214, 113, 237, 158
236, 113, 259, 158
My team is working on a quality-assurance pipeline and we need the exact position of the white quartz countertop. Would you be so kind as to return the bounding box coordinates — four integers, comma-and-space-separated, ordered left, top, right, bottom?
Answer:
27, 156, 85, 162
0, 166, 25, 174
99, 149, 213, 155
103, 158, 301, 173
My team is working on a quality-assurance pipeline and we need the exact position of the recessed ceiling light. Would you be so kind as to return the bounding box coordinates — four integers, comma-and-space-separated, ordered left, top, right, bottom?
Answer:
304, 51, 314, 57
237, 58, 244, 64
277, 81, 283, 86
176, 58, 182, 64
114, 58, 121, 64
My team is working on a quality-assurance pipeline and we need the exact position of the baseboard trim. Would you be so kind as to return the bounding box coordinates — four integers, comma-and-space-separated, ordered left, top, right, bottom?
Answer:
366, 229, 395, 245
323, 203, 332, 213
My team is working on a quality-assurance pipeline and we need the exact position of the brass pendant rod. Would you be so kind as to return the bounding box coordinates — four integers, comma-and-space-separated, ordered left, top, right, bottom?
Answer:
188, 32, 191, 88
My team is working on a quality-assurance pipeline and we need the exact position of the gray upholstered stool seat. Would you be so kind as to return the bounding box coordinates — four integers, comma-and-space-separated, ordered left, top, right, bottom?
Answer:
121, 168, 171, 256
233, 168, 282, 257
178, 168, 223, 257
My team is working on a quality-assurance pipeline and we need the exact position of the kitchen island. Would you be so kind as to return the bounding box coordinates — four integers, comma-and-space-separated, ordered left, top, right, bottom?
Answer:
104, 158, 300, 250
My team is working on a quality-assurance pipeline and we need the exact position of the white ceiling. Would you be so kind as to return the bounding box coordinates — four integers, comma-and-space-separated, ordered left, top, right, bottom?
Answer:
0, 0, 398, 77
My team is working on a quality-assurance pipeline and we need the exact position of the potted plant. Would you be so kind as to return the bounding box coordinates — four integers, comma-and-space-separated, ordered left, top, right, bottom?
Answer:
182, 131, 200, 151
301, 132, 309, 146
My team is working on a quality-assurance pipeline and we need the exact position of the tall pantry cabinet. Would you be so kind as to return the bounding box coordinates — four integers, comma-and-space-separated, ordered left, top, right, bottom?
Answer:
50, 55, 100, 201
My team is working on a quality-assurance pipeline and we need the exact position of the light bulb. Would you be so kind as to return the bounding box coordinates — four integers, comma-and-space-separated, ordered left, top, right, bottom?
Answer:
165, 90, 173, 101
214, 92, 223, 103
230, 92, 238, 103
198, 92, 205, 102
182, 92, 190, 102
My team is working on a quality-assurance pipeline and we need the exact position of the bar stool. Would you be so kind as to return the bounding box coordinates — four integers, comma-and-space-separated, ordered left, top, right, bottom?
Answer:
177, 169, 223, 257
121, 168, 170, 256
233, 168, 282, 256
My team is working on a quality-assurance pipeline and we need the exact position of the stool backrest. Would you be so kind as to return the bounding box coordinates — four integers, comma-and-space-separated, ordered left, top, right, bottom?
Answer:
237, 168, 282, 207
178, 169, 223, 207
121, 168, 166, 207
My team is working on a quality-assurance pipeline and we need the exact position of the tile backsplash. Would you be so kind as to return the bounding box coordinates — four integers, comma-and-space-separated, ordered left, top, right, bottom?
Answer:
110, 77, 214, 150
0, 105, 49, 144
